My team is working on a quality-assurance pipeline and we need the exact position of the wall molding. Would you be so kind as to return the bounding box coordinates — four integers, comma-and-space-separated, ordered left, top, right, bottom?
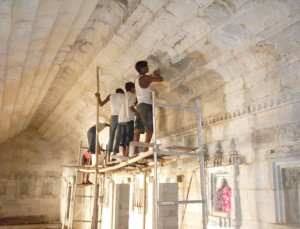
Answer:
158, 91, 300, 138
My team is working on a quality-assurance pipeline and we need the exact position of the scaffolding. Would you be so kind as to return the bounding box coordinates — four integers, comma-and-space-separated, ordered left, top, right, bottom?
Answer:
61, 142, 105, 229
62, 91, 207, 229
152, 92, 207, 229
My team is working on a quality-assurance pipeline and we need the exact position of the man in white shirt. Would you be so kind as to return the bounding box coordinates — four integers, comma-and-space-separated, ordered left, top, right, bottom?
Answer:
117, 82, 137, 157
95, 88, 124, 161
82, 122, 109, 184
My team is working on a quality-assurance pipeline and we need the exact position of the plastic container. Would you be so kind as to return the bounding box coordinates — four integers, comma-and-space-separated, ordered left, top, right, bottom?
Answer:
91, 154, 104, 166
69, 175, 76, 185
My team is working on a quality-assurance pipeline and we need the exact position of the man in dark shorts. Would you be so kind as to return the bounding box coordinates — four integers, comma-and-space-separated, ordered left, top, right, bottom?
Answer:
134, 61, 163, 155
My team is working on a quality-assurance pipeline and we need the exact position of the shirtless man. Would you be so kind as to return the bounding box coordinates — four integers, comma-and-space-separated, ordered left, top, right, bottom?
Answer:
134, 60, 164, 155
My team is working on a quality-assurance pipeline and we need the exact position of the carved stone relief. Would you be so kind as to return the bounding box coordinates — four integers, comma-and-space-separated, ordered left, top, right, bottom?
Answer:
20, 183, 29, 195
41, 182, 53, 195
40, 171, 60, 197
15, 172, 36, 197
204, 138, 245, 168
206, 166, 241, 228
273, 160, 300, 226
281, 167, 300, 224
252, 122, 300, 149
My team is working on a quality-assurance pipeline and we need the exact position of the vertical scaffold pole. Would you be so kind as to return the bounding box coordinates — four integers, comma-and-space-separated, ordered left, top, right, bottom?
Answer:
152, 92, 159, 229
196, 99, 207, 229
92, 67, 100, 229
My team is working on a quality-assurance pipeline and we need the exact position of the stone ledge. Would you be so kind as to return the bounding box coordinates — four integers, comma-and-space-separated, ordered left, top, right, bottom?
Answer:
270, 224, 300, 229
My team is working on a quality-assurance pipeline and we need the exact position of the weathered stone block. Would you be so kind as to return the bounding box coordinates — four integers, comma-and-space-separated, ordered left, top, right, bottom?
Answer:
151, 11, 179, 36
141, 0, 168, 13
249, 76, 281, 101
225, 90, 250, 110
238, 0, 292, 34
279, 60, 300, 91
210, 23, 252, 51
239, 162, 272, 190
244, 67, 267, 89
183, 16, 211, 39
136, 25, 165, 48
165, 0, 198, 22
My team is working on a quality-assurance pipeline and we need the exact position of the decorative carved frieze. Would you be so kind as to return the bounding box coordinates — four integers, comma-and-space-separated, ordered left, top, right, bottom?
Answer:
202, 91, 300, 128
205, 154, 244, 168
157, 91, 300, 138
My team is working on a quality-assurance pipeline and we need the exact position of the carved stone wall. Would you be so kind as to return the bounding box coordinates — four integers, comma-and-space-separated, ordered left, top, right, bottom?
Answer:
282, 167, 300, 224
0, 129, 61, 220
153, 99, 300, 229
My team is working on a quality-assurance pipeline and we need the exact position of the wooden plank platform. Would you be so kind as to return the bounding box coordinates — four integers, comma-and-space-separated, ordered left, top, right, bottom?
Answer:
63, 144, 201, 174
63, 150, 154, 173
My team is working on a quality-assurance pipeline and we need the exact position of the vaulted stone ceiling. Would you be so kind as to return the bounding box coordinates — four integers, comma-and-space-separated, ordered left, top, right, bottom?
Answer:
0, 0, 299, 155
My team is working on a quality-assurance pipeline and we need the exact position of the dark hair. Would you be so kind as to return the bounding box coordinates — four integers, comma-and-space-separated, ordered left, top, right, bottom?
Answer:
125, 82, 134, 92
135, 61, 148, 73
116, 88, 124, 94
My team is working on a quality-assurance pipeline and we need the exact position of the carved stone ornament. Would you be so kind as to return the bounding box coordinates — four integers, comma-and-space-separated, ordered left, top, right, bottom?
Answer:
214, 141, 222, 156
205, 139, 245, 168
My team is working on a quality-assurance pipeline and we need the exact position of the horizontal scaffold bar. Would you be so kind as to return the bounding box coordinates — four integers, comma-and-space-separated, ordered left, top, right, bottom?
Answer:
75, 195, 103, 198
160, 145, 199, 152
155, 102, 198, 112
73, 220, 101, 222
130, 142, 200, 152
129, 141, 154, 148
157, 150, 201, 157
158, 200, 205, 206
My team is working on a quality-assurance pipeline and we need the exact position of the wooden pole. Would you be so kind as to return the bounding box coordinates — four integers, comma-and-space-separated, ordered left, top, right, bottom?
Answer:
99, 173, 105, 229
69, 141, 84, 229
92, 67, 100, 229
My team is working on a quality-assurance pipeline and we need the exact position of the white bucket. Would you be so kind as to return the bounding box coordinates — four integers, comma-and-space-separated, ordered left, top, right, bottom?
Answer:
91, 154, 104, 166
69, 175, 76, 185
